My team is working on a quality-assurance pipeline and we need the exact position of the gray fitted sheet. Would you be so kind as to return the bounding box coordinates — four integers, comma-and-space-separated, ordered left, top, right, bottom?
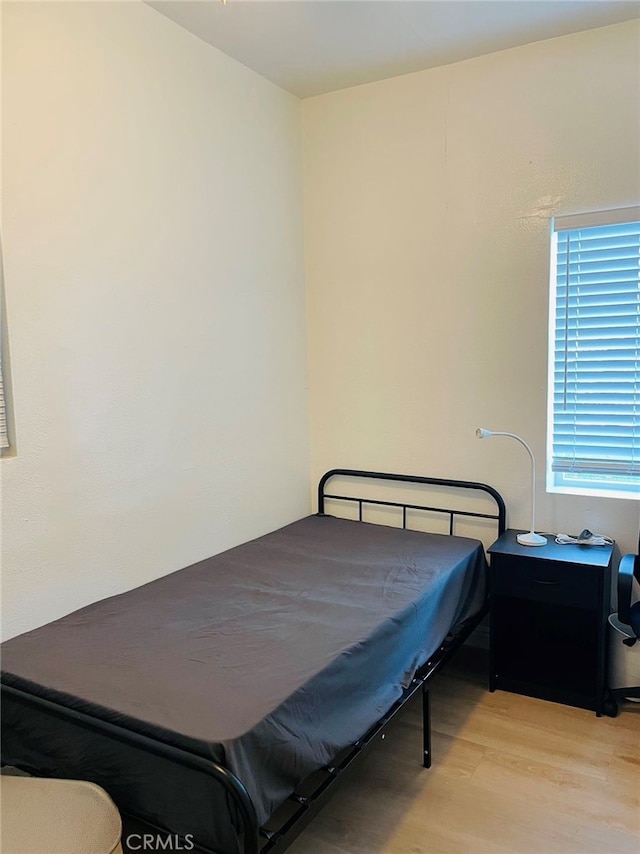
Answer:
2, 515, 486, 837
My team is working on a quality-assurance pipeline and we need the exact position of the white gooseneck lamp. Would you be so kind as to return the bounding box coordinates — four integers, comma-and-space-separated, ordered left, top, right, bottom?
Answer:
476, 428, 547, 547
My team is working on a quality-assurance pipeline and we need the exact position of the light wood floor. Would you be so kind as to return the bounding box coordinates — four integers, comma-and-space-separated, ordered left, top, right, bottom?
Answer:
287, 646, 640, 854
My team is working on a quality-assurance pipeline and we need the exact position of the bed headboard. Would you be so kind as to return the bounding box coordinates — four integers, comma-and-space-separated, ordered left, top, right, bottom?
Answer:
318, 469, 506, 539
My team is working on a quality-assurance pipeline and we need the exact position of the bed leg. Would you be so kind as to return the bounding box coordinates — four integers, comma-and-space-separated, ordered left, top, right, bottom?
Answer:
422, 686, 431, 769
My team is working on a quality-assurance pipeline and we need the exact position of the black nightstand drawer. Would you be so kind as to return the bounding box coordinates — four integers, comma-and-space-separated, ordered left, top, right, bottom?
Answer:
491, 555, 599, 608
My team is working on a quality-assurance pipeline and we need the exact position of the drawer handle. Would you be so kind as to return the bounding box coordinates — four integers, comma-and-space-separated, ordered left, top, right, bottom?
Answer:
532, 578, 560, 586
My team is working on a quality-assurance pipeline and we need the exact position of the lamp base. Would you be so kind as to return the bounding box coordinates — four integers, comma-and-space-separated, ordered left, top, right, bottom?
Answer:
516, 531, 547, 547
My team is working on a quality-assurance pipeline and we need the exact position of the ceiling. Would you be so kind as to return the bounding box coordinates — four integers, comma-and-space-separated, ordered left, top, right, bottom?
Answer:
147, 0, 640, 98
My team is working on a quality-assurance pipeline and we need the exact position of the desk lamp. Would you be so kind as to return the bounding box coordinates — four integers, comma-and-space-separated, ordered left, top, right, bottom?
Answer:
476, 428, 547, 547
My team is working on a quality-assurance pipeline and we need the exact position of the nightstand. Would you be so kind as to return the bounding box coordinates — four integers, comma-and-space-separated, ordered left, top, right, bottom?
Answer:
488, 529, 618, 716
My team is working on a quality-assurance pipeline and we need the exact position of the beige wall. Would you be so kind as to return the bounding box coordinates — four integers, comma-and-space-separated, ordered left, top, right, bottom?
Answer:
2, 9, 639, 642
303, 21, 640, 554
1, 1, 309, 640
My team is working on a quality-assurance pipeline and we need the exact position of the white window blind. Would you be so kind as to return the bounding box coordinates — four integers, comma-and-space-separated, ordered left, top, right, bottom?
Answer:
548, 208, 640, 499
0, 357, 8, 450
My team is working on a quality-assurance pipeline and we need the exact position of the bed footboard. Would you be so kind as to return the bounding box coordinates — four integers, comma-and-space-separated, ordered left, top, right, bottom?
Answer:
1, 683, 259, 854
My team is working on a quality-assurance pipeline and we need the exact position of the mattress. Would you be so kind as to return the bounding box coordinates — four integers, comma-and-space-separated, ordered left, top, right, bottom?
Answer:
1, 515, 487, 852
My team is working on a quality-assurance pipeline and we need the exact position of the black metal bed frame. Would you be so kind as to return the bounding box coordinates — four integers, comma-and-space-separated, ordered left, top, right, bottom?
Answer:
1, 469, 506, 854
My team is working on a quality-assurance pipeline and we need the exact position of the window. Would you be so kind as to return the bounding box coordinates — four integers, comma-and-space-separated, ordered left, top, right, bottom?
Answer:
0, 241, 9, 454
547, 207, 640, 501
0, 358, 7, 451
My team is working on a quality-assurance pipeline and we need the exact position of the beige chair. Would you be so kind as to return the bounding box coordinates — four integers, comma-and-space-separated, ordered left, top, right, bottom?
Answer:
1, 775, 123, 854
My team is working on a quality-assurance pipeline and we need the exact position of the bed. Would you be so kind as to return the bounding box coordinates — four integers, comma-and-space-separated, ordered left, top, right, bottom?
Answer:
1, 469, 505, 853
